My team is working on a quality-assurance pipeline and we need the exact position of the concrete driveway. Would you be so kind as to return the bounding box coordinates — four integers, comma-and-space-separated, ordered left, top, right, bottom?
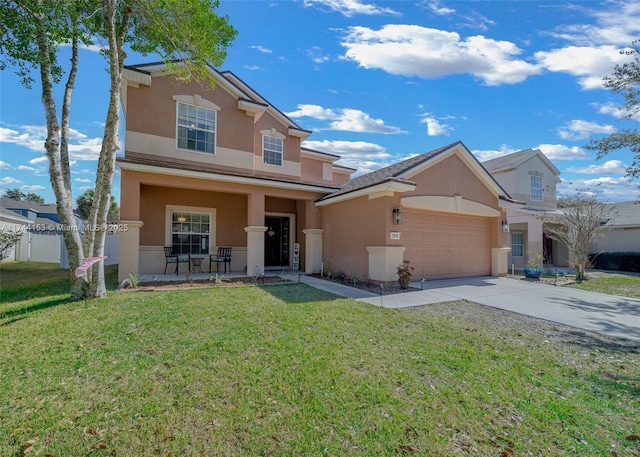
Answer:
356, 276, 640, 342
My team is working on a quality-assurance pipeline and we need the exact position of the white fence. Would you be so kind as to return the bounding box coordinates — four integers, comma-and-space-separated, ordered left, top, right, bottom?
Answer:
15, 232, 119, 268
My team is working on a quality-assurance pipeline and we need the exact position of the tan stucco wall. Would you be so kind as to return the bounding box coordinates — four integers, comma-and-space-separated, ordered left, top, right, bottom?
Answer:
322, 195, 394, 280
494, 156, 557, 209
405, 154, 498, 210
593, 228, 640, 253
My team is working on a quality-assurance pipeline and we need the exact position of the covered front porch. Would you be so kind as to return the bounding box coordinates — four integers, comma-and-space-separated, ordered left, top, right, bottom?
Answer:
117, 167, 333, 282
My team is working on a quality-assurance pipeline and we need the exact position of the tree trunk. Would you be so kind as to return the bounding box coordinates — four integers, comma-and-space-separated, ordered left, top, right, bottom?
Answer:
85, 0, 129, 297
33, 13, 87, 300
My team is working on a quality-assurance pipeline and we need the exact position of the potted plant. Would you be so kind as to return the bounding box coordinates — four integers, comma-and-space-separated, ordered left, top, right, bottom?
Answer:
523, 252, 544, 279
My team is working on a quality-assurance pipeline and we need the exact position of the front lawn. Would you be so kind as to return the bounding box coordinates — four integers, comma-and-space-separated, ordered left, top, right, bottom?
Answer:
567, 271, 640, 299
1, 264, 639, 455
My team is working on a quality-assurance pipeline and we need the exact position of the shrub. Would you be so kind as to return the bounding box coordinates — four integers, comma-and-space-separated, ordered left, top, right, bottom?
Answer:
397, 261, 414, 289
588, 252, 640, 273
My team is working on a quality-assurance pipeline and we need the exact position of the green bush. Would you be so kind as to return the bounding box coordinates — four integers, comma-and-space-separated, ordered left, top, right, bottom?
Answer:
588, 252, 640, 272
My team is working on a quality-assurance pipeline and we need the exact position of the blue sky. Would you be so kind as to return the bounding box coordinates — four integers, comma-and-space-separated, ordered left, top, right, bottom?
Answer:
1, 0, 639, 204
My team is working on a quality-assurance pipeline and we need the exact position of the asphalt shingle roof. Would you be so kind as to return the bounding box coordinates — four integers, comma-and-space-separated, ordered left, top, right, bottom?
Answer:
320, 141, 463, 201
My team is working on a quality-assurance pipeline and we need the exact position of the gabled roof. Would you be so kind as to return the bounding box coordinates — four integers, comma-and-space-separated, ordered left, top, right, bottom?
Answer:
0, 206, 32, 224
0, 197, 57, 215
317, 141, 515, 205
604, 201, 640, 228
123, 62, 311, 139
482, 148, 561, 178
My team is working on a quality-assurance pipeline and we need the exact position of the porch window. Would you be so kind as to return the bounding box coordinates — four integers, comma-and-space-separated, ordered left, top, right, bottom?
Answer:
530, 175, 543, 202
171, 211, 210, 254
263, 135, 283, 166
177, 102, 216, 154
511, 232, 524, 258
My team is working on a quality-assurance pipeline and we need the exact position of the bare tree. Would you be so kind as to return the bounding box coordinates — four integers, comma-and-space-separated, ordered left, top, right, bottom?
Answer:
544, 189, 614, 281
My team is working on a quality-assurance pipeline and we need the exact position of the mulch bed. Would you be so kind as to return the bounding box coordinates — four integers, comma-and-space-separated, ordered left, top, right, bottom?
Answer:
309, 274, 418, 294
120, 275, 289, 292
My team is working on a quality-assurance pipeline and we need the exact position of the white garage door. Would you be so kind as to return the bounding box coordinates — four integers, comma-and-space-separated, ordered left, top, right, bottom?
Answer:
403, 210, 491, 280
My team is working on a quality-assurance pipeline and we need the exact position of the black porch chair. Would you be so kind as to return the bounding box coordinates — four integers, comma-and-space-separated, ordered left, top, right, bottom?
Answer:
210, 247, 232, 274
164, 246, 190, 275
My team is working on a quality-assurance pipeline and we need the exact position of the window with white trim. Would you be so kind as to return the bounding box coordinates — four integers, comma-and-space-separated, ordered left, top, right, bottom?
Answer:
177, 102, 216, 154
511, 232, 524, 258
171, 211, 210, 254
263, 135, 283, 166
530, 175, 543, 202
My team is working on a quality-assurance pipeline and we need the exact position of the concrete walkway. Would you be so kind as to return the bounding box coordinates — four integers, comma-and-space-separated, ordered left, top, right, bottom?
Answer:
293, 274, 640, 342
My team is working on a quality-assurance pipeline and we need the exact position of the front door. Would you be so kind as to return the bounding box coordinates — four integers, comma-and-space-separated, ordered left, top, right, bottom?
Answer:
265, 216, 290, 267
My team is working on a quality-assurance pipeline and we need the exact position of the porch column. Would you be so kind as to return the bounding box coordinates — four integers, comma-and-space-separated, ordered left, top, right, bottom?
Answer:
118, 220, 144, 282
245, 192, 266, 276
303, 228, 323, 274
245, 226, 267, 276
527, 218, 543, 261
366, 246, 406, 282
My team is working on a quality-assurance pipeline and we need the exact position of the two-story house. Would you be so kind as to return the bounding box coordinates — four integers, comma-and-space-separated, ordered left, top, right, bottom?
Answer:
117, 62, 515, 282
482, 149, 566, 269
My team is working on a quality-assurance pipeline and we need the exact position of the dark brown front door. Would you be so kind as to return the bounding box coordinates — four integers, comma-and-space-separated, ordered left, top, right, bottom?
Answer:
265, 216, 290, 267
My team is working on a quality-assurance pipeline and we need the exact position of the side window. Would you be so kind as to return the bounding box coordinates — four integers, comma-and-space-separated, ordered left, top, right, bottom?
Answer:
530, 175, 543, 202
176, 102, 216, 154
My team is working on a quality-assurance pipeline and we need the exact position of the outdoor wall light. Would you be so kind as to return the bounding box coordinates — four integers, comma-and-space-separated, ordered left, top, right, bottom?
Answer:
393, 207, 402, 225
502, 220, 510, 232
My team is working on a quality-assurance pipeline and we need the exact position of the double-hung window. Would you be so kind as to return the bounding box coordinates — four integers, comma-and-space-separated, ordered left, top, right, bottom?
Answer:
263, 135, 283, 166
177, 102, 216, 154
511, 232, 524, 258
530, 175, 543, 202
171, 211, 210, 254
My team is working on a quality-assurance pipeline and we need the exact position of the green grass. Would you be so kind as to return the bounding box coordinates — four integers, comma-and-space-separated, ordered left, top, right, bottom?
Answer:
566, 272, 640, 299
1, 264, 639, 456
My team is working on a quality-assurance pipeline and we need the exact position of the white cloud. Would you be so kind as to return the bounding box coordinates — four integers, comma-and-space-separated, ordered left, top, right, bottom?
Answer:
75, 178, 92, 183
302, 139, 393, 174
0, 124, 102, 160
557, 119, 616, 141
307, 47, 331, 64
565, 160, 628, 175
536, 144, 590, 161
29, 156, 49, 165
341, 25, 541, 86
17, 165, 37, 172
250, 45, 272, 54
549, 2, 640, 47
423, 0, 455, 16
535, 45, 632, 90
557, 176, 638, 202
286, 104, 405, 134
1, 176, 23, 186
473, 145, 519, 162
594, 102, 640, 121
20, 184, 46, 192
304, 0, 400, 17
244, 65, 263, 71
0, 161, 12, 169
419, 114, 453, 136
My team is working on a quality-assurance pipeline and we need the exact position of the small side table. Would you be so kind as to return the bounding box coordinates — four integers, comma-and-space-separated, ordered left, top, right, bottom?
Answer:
190, 256, 205, 274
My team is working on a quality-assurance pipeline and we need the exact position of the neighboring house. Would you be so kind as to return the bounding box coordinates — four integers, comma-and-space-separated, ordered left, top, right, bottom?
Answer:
0, 197, 74, 234
117, 62, 516, 282
593, 201, 640, 253
482, 149, 566, 269
0, 207, 31, 262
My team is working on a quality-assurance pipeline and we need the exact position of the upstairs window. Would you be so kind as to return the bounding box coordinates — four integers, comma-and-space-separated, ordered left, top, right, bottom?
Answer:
177, 102, 216, 154
263, 135, 283, 166
530, 175, 543, 202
